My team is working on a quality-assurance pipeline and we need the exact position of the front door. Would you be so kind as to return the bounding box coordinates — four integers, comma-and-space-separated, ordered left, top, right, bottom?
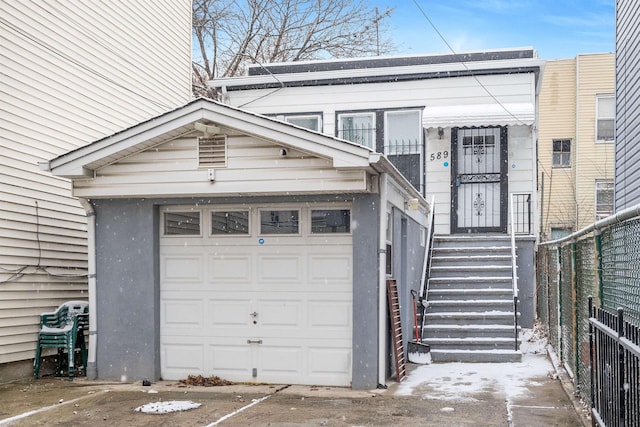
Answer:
451, 127, 507, 233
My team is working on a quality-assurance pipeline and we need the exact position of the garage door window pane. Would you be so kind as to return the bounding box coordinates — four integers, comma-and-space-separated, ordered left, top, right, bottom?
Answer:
164, 212, 200, 235
260, 210, 299, 234
311, 209, 350, 233
211, 211, 249, 235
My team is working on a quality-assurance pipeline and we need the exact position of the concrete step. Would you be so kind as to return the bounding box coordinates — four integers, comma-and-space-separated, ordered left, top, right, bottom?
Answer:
424, 337, 520, 351
425, 311, 516, 326
430, 349, 522, 363
433, 246, 512, 254
433, 235, 512, 249
423, 324, 520, 339
426, 299, 515, 313
427, 288, 513, 301
429, 265, 513, 279
431, 254, 513, 267
428, 277, 513, 290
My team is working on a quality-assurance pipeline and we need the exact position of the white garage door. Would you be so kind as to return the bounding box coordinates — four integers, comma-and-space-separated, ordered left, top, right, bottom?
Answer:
160, 204, 353, 386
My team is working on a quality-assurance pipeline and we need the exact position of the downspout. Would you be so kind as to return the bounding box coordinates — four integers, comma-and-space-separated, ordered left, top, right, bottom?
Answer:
79, 198, 98, 380
378, 173, 388, 387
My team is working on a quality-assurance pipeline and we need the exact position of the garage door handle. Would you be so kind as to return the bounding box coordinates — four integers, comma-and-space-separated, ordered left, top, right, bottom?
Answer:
247, 339, 263, 344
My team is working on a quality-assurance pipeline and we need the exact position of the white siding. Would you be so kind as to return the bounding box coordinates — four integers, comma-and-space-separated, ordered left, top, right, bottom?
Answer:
224, 73, 537, 235
73, 135, 369, 198
0, 1, 191, 365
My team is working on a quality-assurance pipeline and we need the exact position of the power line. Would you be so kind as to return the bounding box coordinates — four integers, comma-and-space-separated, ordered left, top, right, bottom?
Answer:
411, 0, 528, 126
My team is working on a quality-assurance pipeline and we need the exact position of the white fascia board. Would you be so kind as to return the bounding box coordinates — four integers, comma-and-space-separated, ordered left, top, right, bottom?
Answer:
48, 109, 205, 178
211, 58, 546, 88
48, 98, 371, 178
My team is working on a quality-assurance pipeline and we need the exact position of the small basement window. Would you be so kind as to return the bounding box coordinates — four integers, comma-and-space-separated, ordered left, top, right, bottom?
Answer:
164, 211, 200, 235
199, 135, 227, 167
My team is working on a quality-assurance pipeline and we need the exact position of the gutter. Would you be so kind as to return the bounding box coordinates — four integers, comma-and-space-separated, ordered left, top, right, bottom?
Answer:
377, 174, 388, 387
78, 198, 98, 379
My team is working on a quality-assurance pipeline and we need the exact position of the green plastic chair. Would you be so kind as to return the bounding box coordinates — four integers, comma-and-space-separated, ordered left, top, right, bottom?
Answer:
33, 301, 89, 380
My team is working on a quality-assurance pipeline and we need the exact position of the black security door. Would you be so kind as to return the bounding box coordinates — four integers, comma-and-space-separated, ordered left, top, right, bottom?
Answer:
451, 127, 508, 233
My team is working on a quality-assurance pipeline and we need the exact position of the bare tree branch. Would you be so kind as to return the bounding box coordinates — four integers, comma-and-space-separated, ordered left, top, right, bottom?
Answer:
192, 0, 395, 98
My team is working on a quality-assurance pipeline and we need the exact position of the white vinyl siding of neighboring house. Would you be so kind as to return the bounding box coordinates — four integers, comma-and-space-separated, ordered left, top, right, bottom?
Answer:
0, 1, 191, 366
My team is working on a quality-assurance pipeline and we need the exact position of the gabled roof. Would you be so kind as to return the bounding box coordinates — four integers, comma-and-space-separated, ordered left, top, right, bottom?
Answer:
43, 98, 374, 178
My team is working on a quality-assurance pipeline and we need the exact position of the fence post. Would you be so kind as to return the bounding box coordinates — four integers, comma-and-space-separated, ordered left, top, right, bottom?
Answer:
588, 296, 596, 427
594, 231, 604, 303
572, 242, 579, 384
557, 246, 564, 360
617, 308, 625, 427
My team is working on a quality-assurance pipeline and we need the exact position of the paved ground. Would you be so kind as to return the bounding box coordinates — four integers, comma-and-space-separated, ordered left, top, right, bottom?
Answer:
0, 358, 588, 426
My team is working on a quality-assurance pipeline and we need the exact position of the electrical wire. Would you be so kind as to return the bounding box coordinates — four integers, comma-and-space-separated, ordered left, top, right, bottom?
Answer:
411, 0, 529, 126
0, 201, 88, 285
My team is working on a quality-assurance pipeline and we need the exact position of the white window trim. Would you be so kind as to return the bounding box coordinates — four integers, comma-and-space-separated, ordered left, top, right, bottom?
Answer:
284, 114, 322, 132
209, 208, 252, 237
160, 206, 203, 238
384, 109, 422, 155
596, 94, 615, 143
337, 112, 376, 149
594, 179, 614, 220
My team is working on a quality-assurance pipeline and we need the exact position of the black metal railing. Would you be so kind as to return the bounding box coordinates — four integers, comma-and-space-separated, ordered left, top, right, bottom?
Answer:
589, 297, 640, 427
511, 193, 532, 235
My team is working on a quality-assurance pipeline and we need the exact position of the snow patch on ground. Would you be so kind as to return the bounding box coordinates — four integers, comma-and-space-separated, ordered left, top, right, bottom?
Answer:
134, 400, 202, 414
396, 326, 554, 402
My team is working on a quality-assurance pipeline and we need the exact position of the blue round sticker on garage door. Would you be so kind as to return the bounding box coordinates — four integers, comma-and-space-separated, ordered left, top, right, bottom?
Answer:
258, 238, 265, 245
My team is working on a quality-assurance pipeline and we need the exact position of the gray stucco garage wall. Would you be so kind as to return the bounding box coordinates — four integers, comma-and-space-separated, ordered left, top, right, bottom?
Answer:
92, 194, 385, 388
93, 198, 160, 381
351, 194, 381, 389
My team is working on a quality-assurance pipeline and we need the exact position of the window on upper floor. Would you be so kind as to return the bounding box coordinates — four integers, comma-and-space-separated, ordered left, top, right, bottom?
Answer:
270, 113, 322, 132
595, 180, 614, 220
552, 139, 571, 167
384, 110, 422, 155
596, 94, 614, 142
337, 112, 376, 149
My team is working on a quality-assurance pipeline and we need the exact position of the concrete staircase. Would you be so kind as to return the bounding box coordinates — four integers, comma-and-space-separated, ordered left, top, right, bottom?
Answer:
421, 235, 521, 362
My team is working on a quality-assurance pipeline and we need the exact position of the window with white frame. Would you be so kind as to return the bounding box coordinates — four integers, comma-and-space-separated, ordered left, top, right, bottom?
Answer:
596, 94, 614, 142
163, 211, 201, 235
385, 110, 421, 155
552, 139, 571, 167
285, 114, 321, 132
337, 112, 376, 149
270, 113, 322, 132
595, 180, 614, 220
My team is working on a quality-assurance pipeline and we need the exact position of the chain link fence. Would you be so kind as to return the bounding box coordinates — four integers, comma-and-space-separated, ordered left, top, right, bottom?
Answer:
536, 209, 640, 411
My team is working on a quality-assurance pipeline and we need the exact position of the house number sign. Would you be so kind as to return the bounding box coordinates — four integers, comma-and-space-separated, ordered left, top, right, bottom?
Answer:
429, 151, 449, 161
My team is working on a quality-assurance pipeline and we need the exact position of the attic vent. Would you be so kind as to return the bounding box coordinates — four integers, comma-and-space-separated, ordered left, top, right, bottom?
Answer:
199, 135, 227, 167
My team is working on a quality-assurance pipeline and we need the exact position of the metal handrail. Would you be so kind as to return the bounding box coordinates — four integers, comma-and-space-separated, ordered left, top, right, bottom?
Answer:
509, 193, 519, 351
539, 202, 640, 247
418, 195, 436, 337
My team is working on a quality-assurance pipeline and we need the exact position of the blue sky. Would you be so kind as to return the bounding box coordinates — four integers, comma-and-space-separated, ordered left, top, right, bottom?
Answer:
374, 0, 615, 59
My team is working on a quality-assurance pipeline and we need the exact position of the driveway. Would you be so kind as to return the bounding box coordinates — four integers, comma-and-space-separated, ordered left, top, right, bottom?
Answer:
0, 354, 586, 427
